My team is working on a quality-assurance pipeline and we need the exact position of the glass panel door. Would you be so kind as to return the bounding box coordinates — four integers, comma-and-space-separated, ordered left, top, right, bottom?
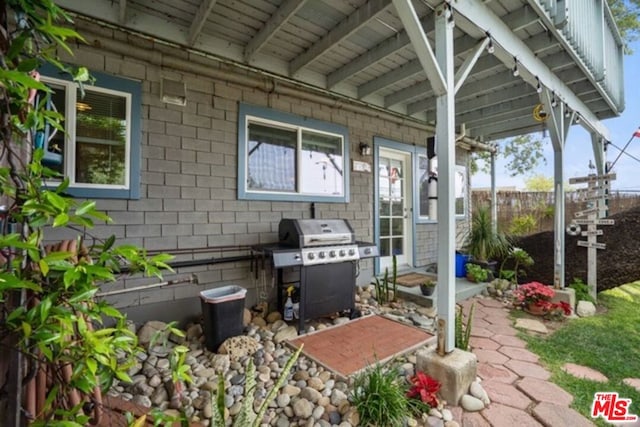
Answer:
378, 149, 412, 272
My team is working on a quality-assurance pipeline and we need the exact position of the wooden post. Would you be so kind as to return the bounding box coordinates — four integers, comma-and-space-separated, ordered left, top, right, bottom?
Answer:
569, 173, 615, 303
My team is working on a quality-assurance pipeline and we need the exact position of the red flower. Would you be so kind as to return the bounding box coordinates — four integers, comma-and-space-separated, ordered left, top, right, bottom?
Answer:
407, 371, 441, 407
514, 282, 555, 308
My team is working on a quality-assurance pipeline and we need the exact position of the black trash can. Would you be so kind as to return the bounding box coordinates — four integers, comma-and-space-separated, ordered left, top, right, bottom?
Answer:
200, 285, 247, 352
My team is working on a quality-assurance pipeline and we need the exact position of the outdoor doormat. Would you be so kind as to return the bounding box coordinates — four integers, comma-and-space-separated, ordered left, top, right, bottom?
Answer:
395, 272, 437, 287
287, 315, 434, 378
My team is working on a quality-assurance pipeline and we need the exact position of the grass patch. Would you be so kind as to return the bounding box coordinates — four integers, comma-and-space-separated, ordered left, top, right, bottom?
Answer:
350, 362, 409, 427
520, 281, 640, 426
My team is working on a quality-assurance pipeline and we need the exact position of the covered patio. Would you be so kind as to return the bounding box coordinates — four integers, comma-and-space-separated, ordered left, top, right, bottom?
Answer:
56, 0, 625, 353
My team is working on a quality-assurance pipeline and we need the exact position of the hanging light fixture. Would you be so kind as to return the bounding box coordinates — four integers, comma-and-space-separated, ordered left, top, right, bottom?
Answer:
551, 92, 557, 108
536, 76, 542, 94
512, 57, 519, 77
485, 32, 494, 54
565, 108, 571, 118
575, 114, 581, 124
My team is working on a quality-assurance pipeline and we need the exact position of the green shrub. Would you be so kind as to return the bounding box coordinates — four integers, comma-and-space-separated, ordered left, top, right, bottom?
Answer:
465, 263, 489, 282
499, 247, 534, 284
508, 214, 537, 236
569, 278, 595, 303
351, 363, 408, 427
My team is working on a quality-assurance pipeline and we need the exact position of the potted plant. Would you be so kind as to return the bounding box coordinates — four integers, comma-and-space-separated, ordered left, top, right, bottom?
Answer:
512, 281, 556, 315
465, 263, 490, 283
420, 280, 436, 296
465, 206, 510, 269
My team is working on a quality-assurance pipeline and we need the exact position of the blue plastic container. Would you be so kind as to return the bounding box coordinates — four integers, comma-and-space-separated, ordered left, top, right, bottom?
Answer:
455, 253, 470, 277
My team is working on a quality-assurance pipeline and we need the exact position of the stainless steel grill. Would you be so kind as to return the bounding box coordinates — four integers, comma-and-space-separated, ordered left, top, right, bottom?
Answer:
254, 218, 378, 333
274, 218, 377, 267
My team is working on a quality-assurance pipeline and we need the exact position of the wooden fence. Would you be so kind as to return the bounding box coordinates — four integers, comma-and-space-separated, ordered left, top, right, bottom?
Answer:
471, 190, 640, 235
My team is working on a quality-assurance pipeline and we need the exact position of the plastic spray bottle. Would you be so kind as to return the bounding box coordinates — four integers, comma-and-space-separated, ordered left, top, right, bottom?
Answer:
284, 286, 294, 321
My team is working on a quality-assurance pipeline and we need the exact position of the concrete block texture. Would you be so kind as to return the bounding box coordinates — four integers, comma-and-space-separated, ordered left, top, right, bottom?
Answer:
416, 347, 478, 405
552, 287, 576, 310
63, 27, 472, 323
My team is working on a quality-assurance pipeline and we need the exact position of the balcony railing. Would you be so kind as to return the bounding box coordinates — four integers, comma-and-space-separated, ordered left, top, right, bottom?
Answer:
536, 0, 625, 113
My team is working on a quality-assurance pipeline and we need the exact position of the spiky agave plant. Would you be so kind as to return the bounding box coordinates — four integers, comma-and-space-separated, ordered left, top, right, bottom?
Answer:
211, 345, 302, 426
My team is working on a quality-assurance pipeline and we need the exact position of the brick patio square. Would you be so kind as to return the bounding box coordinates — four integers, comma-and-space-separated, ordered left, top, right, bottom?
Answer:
288, 315, 433, 377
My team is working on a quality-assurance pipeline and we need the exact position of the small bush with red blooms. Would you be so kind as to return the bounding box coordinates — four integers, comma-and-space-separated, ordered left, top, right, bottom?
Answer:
406, 371, 441, 408
513, 281, 572, 318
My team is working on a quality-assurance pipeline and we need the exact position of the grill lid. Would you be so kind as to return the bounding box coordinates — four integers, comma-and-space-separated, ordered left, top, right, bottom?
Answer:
279, 219, 355, 248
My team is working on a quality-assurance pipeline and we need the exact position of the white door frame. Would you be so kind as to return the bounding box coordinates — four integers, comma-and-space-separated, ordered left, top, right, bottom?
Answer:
374, 139, 414, 274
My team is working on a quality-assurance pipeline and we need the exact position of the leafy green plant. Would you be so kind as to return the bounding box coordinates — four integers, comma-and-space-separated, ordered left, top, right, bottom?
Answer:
211, 345, 302, 426
0, 2, 174, 424
465, 206, 510, 263
569, 278, 595, 303
455, 303, 475, 351
465, 263, 489, 282
508, 214, 537, 236
499, 247, 534, 284
351, 362, 408, 427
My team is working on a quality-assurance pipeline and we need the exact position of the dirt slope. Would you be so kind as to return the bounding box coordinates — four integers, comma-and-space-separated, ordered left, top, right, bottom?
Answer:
515, 205, 640, 291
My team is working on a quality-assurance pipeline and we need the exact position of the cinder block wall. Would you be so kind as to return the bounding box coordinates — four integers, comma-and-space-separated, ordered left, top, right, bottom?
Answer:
45, 18, 470, 324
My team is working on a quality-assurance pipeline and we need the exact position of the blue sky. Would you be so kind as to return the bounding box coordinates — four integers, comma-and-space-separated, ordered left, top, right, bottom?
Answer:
473, 40, 640, 192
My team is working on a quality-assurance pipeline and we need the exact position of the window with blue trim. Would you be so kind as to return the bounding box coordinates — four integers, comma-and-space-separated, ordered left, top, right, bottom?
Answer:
238, 104, 350, 203
39, 69, 141, 199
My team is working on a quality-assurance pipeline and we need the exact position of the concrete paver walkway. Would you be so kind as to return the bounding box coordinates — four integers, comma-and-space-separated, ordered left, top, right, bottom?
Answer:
459, 296, 596, 427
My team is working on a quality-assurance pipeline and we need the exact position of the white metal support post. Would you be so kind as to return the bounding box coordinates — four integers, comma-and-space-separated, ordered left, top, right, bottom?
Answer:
540, 89, 572, 289
490, 152, 497, 234
394, 0, 479, 353
589, 132, 609, 301
434, 5, 456, 354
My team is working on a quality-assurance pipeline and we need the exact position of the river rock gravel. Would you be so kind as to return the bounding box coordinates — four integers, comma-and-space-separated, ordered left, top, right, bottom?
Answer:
108, 285, 488, 426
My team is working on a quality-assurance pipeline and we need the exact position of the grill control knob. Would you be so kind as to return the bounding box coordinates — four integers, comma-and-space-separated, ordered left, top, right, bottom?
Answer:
348, 248, 356, 256
339, 249, 346, 257
308, 252, 315, 260
319, 251, 326, 258
329, 250, 337, 258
